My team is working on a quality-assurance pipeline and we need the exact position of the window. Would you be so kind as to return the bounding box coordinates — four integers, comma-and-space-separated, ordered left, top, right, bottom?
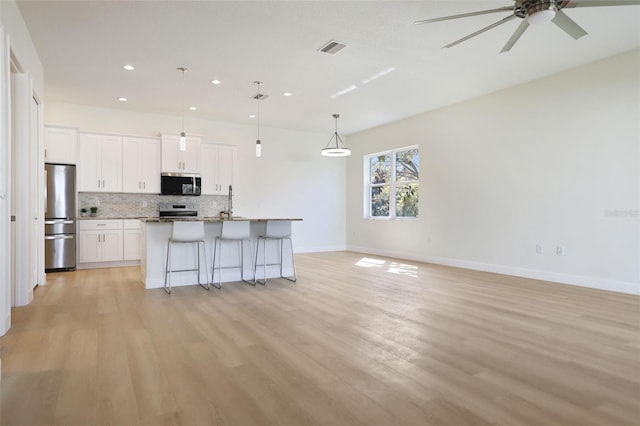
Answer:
366, 146, 419, 219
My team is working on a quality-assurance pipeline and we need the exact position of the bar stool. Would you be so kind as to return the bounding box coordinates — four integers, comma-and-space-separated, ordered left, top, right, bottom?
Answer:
211, 220, 255, 289
164, 221, 209, 294
254, 220, 297, 285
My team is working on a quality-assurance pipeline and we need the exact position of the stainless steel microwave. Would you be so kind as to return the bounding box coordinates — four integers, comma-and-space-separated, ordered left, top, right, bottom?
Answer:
160, 172, 201, 196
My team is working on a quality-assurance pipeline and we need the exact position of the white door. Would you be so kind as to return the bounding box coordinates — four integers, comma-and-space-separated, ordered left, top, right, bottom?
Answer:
31, 94, 41, 289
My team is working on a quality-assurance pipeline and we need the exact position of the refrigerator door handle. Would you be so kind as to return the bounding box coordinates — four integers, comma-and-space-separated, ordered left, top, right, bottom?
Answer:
44, 219, 74, 225
44, 235, 75, 240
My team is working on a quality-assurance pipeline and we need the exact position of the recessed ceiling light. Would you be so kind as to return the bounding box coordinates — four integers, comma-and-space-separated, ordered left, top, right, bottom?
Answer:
188, 106, 197, 111
123, 65, 134, 71
118, 97, 127, 102
211, 79, 221, 85
282, 92, 292, 97
248, 114, 256, 118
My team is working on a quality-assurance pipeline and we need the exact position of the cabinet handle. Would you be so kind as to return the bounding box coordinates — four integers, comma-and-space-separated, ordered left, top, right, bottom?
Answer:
143, 181, 146, 189
103, 179, 105, 188
97, 179, 101, 188
139, 181, 141, 189
44, 148, 47, 158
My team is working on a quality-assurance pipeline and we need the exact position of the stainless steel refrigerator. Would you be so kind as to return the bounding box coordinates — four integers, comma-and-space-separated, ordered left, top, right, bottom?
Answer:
45, 163, 76, 272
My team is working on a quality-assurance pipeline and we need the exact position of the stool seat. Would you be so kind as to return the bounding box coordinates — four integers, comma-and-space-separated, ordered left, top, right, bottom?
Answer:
254, 220, 297, 285
211, 220, 255, 288
164, 221, 209, 294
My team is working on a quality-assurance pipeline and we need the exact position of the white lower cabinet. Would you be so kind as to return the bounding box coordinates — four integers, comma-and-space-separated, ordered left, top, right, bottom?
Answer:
123, 219, 142, 260
79, 220, 124, 263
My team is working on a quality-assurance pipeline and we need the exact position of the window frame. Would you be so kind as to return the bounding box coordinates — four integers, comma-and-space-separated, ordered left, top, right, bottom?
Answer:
364, 145, 419, 220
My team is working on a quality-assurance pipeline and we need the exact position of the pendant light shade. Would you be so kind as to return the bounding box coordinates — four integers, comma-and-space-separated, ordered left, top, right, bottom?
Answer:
322, 114, 351, 157
178, 67, 188, 152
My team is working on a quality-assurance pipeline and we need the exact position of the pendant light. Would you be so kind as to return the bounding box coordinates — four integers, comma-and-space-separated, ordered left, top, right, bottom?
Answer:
321, 113, 351, 157
177, 67, 188, 151
254, 81, 262, 157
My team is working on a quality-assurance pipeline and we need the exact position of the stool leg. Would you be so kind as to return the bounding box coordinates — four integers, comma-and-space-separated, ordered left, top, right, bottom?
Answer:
210, 238, 221, 289
164, 241, 172, 294
284, 237, 297, 283
241, 239, 256, 286
199, 241, 210, 291
255, 237, 266, 285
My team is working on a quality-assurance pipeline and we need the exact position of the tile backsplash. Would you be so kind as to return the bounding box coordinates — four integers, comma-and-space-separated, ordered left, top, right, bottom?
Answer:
78, 193, 229, 218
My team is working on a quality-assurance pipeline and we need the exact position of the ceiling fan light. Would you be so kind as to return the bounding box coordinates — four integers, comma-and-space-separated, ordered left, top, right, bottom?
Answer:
527, 8, 556, 25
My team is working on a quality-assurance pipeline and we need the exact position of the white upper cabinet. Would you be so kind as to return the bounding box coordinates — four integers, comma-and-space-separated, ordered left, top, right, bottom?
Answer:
201, 143, 236, 195
122, 137, 161, 193
44, 126, 77, 164
78, 133, 123, 192
161, 134, 201, 173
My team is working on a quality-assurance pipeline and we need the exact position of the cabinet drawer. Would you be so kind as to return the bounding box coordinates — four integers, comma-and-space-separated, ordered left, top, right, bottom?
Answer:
79, 219, 123, 231
123, 219, 141, 230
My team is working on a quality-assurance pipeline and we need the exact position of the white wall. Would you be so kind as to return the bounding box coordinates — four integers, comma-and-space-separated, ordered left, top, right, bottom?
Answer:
45, 102, 347, 252
346, 50, 640, 295
0, 0, 45, 335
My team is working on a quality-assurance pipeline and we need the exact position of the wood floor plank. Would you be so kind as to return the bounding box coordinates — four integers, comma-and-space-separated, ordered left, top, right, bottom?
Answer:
1, 251, 639, 425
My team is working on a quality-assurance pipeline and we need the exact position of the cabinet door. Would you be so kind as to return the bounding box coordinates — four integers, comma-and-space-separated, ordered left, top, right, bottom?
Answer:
123, 229, 141, 260
161, 134, 181, 173
200, 144, 217, 195
182, 137, 201, 173
217, 145, 235, 193
100, 230, 123, 261
122, 137, 142, 193
100, 135, 123, 192
79, 230, 101, 263
45, 126, 77, 164
141, 139, 160, 193
78, 134, 101, 192
161, 134, 201, 173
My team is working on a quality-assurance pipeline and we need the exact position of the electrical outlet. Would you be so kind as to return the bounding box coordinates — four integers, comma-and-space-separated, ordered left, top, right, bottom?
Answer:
536, 244, 543, 254
556, 246, 565, 256
142, 200, 148, 208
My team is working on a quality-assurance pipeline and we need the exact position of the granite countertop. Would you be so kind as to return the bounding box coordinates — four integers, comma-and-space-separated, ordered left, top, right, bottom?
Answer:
141, 217, 302, 223
78, 216, 302, 222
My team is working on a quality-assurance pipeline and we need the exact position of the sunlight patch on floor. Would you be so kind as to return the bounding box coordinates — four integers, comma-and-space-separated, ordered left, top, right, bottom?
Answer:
355, 257, 418, 277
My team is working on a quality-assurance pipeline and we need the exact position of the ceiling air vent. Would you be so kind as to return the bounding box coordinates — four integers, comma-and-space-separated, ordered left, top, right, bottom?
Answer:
318, 40, 348, 55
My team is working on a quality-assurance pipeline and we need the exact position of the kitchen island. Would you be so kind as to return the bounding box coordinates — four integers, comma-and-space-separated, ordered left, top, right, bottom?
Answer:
140, 218, 301, 289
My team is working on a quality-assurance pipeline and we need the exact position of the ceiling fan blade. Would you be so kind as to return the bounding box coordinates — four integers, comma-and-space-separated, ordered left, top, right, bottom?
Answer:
562, 0, 640, 8
552, 10, 588, 39
414, 6, 513, 25
444, 15, 516, 48
500, 20, 529, 53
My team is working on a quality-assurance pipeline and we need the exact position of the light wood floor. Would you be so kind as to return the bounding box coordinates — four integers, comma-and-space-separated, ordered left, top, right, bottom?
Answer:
1, 252, 639, 426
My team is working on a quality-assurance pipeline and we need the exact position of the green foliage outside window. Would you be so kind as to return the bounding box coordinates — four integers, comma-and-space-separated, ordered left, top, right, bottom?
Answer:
367, 147, 419, 219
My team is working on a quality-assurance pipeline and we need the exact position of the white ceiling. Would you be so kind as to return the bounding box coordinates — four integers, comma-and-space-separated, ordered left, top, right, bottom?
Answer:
16, 1, 640, 135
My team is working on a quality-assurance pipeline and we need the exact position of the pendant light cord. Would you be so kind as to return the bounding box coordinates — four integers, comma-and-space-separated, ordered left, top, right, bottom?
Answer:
181, 68, 185, 133
256, 81, 261, 141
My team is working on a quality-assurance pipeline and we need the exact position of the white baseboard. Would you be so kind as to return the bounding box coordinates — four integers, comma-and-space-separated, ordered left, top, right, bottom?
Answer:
346, 245, 640, 295
296, 245, 347, 254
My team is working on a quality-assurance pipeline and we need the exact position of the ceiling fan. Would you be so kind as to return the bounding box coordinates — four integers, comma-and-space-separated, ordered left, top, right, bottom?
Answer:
414, 0, 640, 53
